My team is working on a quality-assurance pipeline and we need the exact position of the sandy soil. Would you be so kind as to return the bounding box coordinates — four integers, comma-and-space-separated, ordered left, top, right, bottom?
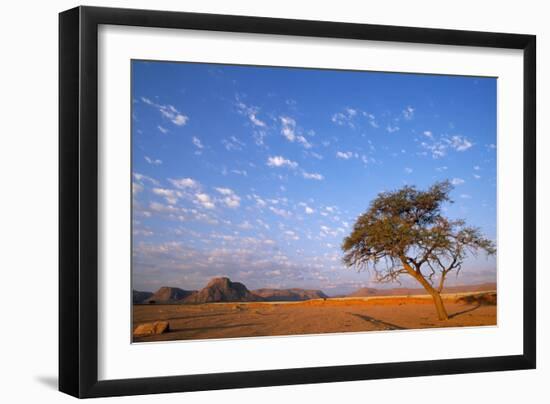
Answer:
132, 293, 496, 342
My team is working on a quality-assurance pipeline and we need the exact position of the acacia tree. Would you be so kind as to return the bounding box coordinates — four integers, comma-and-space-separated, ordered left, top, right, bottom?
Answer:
341, 181, 495, 320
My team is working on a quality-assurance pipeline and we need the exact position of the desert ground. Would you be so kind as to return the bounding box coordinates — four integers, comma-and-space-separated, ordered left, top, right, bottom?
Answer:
132, 292, 496, 342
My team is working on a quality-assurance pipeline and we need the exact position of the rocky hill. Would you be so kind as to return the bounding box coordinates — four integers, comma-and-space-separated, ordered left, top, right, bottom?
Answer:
184, 277, 262, 303
253, 288, 328, 301
132, 290, 153, 304
145, 286, 196, 303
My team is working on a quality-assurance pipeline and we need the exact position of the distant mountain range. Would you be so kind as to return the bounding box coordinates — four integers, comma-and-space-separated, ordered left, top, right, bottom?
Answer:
133, 278, 496, 304
253, 288, 328, 301
347, 282, 497, 297
133, 277, 328, 304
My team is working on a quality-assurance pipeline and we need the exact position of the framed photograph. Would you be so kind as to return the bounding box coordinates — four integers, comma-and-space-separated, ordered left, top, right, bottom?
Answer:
59, 6, 536, 398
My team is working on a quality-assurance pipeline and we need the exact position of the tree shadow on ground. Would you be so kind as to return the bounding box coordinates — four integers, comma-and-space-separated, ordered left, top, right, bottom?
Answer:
347, 312, 406, 330
449, 304, 481, 319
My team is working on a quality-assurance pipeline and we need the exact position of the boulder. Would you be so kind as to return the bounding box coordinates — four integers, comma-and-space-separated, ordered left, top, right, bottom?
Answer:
133, 321, 170, 337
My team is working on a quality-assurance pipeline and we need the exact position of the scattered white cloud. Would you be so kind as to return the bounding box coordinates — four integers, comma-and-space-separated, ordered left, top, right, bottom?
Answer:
362, 112, 379, 128
132, 182, 144, 196
195, 193, 215, 209
214, 187, 233, 196
420, 134, 473, 159
157, 125, 168, 134
336, 151, 354, 160
251, 194, 267, 208
267, 155, 298, 169
169, 177, 199, 189
402, 106, 415, 120
171, 114, 188, 126
279, 116, 312, 148
141, 96, 189, 126
386, 125, 400, 133
133, 229, 153, 237
269, 206, 292, 218
192, 136, 204, 149
222, 136, 245, 151
144, 156, 162, 165
421, 140, 446, 158
256, 219, 270, 230
252, 129, 267, 147
473, 174, 481, 180
133, 172, 160, 186
152, 188, 180, 205
460, 194, 472, 199
331, 108, 357, 128
280, 116, 296, 142
423, 130, 433, 138
215, 187, 241, 208
296, 135, 312, 149
474, 165, 481, 170
235, 97, 266, 127
360, 154, 373, 165
302, 171, 324, 180
230, 169, 248, 176
238, 220, 253, 230
451, 177, 465, 185
284, 230, 300, 240
149, 201, 180, 214
448, 135, 473, 151
404, 167, 413, 174
249, 115, 266, 127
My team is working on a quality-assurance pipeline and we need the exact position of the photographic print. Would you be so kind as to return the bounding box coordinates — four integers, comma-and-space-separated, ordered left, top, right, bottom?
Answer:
131, 61, 497, 343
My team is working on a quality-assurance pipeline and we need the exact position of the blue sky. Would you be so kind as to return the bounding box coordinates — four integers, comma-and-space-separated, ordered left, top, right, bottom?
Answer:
131, 60, 497, 295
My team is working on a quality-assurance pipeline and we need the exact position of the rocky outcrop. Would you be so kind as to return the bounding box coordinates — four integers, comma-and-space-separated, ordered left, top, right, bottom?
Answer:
184, 277, 261, 303
132, 290, 153, 304
145, 287, 196, 303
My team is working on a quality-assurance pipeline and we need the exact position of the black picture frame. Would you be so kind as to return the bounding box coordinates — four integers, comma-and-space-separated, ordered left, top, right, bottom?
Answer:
59, 5, 536, 398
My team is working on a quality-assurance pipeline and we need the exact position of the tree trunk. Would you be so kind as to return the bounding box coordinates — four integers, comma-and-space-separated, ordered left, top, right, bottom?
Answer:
429, 290, 449, 321
416, 278, 449, 321
401, 259, 449, 320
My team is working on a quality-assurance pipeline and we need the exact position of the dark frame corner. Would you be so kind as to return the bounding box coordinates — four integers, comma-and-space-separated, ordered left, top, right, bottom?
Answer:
59, 5, 536, 398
